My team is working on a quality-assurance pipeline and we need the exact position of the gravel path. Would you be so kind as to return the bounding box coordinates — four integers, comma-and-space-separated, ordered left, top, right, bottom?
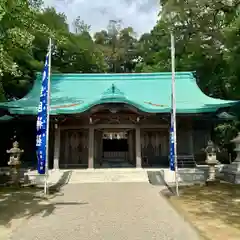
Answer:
10, 183, 200, 240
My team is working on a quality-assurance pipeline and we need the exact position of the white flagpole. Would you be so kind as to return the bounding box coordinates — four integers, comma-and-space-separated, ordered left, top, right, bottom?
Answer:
171, 32, 179, 196
44, 38, 52, 195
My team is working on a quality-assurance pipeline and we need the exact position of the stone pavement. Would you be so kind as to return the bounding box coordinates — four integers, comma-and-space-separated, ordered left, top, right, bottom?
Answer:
10, 183, 200, 240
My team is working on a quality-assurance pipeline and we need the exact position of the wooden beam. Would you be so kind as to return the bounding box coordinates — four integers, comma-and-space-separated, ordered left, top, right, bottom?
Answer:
60, 124, 168, 130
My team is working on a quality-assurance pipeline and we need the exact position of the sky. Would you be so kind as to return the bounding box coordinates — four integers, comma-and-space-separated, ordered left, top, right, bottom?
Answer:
44, 0, 160, 37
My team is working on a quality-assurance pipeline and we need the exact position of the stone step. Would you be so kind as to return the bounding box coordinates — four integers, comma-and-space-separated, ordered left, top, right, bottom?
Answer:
147, 171, 165, 185
25, 170, 64, 186
68, 169, 149, 183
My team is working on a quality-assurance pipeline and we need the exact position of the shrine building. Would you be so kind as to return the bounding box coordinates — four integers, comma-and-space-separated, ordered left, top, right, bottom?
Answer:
0, 72, 236, 169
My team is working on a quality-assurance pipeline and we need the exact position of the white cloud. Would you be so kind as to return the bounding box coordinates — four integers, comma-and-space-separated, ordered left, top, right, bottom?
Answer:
43, 0, 159, 37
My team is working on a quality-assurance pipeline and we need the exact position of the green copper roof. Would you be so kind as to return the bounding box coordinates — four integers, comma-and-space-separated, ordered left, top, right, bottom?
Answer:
0, 72, 236, 115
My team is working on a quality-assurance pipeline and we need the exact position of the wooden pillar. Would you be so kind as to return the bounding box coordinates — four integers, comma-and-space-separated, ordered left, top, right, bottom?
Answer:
128, 130, 134, 163
88, 127, 94, 168
135, 127, 142, 168
189, 120, 194, 155
53, 125, 60, 170
64, 131, 69, 168
189, 130, 194, 155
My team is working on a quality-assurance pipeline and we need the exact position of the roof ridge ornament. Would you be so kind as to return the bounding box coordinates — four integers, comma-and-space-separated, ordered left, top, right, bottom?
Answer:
101, 83, 126, 100
111, 84, 115, 94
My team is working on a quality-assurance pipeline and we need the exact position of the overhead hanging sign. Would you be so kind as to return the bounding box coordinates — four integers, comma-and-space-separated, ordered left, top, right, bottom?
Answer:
102, 132, 128, 140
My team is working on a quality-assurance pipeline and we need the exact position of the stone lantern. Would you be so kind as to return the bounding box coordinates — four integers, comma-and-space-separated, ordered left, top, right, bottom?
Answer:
7, 141, 24, 186
222, 133, 240, 184
204, 140, 219, 183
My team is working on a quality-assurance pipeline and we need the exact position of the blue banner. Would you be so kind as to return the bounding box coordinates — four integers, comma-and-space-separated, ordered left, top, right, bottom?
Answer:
169, 114, 175, 171
36, 54, 49, 174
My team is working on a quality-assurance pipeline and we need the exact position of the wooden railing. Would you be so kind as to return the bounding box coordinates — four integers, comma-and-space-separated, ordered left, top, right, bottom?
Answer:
177, 155, 196, 168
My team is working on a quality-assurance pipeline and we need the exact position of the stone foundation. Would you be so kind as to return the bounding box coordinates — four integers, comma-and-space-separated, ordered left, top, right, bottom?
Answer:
222, 162, 240, 184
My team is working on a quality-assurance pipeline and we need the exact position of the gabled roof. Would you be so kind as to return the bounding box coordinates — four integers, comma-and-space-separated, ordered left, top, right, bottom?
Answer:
0, 72, 236, 115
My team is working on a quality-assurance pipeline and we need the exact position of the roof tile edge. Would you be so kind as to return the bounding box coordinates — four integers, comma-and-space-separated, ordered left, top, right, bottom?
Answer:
36, 71, 195, 80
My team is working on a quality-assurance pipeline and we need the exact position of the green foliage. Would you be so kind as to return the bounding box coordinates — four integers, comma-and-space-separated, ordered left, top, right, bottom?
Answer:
136, 0, 240, 100
73, 16, 91, 34
94, 20, 138, 73
0, 1, 37, 76
0, 4, 108, 99
215, 121, 240, 146
0, 1, 58, 99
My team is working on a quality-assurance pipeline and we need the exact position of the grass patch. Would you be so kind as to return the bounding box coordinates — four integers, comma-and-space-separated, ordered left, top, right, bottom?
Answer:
164, 182, 240, 240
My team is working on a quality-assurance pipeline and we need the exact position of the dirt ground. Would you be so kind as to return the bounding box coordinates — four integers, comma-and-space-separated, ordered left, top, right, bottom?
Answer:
165, 182, 240, 240
1, 184, 200, 240
0, 186, 49, 239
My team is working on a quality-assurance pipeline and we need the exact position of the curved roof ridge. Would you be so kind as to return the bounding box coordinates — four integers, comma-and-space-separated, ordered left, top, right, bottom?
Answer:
46, 72, 195, 82
36, 71, 194, 76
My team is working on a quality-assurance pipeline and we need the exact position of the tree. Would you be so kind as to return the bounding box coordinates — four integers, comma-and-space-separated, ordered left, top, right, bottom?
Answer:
136, 0, 240, 99
94, 30, 109, 45
1, 4, 65, 100
52, 32, 107, 73
73, 16, 91, 34
51, 16, 106, 73
1, 5, 107, 100
0, 1, 44, 99
222, 12, 240, 98
94, 20, 138, 73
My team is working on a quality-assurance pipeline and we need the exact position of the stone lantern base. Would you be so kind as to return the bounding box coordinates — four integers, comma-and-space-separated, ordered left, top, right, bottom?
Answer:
206, 178, 220, 186
222, 132, 240, 184
205, 164, 220, 186
222, 161, 240, 184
